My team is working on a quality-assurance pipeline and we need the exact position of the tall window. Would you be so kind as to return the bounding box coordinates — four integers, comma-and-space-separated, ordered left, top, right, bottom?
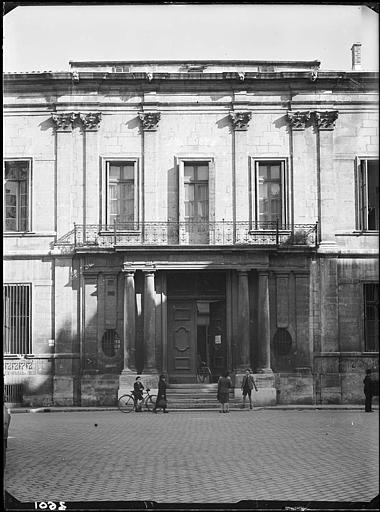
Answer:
251, 160, 288, 228
184, 163, 209, 224
4, 160, 30, 232
106, 161, 136, 228
358, 159, 379, 231
3, 284, 32, 355
364, 283, 379, 352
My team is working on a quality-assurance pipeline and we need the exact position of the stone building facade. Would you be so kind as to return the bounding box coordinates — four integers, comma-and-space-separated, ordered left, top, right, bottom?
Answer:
3, 56, 379, 406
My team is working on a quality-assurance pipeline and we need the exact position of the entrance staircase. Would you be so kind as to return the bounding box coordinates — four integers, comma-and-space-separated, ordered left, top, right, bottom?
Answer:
166, 383, 242, 410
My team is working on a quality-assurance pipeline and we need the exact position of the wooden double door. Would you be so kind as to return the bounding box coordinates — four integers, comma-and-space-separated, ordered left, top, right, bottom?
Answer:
167, 299, 226, 383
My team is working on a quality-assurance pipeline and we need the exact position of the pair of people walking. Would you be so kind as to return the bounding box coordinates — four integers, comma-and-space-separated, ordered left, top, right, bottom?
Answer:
133, 374, 169, 413
217, 368, 258, 413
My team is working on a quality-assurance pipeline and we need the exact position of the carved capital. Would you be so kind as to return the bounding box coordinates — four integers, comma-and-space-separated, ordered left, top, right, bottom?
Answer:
80, 112, 102, 131
51, 113, 76, 131
314, 110, 339, 131
139, 112, 161, 131
287, 111, 311, 130
229, 111, 252, 131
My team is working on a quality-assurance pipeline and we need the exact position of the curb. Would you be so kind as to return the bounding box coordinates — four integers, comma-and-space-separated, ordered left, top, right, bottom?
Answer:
9, 405, 379, 413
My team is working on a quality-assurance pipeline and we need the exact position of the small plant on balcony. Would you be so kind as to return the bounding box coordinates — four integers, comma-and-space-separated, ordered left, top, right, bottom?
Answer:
281, 230, 309, 246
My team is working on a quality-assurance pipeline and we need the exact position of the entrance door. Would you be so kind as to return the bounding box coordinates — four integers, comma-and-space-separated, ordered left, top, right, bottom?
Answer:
167, 301, 196, 383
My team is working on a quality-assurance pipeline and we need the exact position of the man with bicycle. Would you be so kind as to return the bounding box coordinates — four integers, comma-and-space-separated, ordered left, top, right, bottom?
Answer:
133, 376, 144, 412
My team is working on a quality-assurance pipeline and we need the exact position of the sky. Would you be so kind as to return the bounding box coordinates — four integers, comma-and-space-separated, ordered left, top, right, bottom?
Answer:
3, 3, 379, 72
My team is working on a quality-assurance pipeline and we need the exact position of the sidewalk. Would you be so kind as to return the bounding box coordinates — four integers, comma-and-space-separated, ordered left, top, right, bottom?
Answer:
9, 403, 379, 413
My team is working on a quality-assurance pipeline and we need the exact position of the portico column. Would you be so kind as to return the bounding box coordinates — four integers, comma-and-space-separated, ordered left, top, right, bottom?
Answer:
315, 110, 339, 250
237, 270, 250, 370
122, 269, 136, 373
143, 269, 158, 373
257, 271, 272, 373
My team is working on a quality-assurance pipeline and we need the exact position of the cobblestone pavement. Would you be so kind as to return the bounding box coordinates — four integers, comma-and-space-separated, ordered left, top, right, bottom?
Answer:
4, 409, 379, 505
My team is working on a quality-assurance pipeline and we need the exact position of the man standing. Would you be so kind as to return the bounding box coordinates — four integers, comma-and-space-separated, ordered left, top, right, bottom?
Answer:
241, 368, 258, 410
363, 369, 374, 413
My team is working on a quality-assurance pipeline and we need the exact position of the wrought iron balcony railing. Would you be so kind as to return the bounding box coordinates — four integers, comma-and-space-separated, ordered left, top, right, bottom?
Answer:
54, 221, 318, 249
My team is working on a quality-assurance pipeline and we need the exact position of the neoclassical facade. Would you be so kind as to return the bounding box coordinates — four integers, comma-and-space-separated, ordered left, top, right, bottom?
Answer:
3, 58, 379, 406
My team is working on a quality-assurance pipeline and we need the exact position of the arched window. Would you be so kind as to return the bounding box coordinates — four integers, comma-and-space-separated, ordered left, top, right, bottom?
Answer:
101, 329, 121, 358
273, 328, 292, 356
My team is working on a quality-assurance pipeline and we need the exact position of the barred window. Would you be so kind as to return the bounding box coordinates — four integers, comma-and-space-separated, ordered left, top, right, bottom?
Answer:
364, 283, 379, 352
273, 328, 292, 356
101, 329, 121, 358
3, 284, 32, 355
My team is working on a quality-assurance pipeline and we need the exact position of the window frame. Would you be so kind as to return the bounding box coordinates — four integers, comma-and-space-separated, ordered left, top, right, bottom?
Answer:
250, 157, 290, 230
101, 157, 140, 230
3, 158, 33, 233
355, 156, 379, 232
3, 282, 32, 356
176, 156, 215, 225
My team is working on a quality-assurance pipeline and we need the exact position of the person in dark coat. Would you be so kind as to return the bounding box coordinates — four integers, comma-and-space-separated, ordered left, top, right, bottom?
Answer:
217, 371, 232, 413
133, 376, 144, 412
364, 369, 374, 412
153, 374, 168, 413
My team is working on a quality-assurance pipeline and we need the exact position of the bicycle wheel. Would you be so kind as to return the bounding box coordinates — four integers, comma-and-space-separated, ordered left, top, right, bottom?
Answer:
118, 394, 135, 413
146, 395, 157, 411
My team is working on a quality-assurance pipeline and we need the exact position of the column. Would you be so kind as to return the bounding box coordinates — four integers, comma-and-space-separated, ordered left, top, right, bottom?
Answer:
52, 113, 76, 238
257, 271, 272, 373
230, 109, 252, 241
237, 270, 250, 369
139, 111, 161, 225
160, 273, 168, 374
315, 110, 339, 250
122, 269, 136, 373
81, 113, 102, 230
143, 269, 158, 373
287, 111, 311, 224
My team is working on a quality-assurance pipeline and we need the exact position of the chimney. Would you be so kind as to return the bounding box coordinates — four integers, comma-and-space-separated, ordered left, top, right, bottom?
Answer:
351, 43, 362, 71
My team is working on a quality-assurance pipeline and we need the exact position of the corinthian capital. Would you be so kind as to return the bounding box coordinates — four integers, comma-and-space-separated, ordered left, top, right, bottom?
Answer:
139, 112, 161, 131
51, 113, 76, 131
229, 111, 252, 131
80, 112, 102, 131
287, 111, 311, 130
314, 111, 339, 131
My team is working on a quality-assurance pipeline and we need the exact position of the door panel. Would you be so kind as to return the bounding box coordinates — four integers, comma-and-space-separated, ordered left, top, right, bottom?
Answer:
208, 301, 226, 381
168, 301, 196, 382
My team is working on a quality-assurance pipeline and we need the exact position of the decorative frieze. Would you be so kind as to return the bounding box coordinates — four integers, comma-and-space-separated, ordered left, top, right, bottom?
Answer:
51, 113, 77, 131
287, 111, 311, 131
229, 111, 252, 131
139, 112, 161, 131
314, 110, 339, 131
80, 112, 102, 131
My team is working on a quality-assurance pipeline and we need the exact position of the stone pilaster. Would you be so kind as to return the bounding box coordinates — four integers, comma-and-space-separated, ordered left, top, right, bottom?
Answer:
52, 113, 76, 238
139, 112, 161, 224
81, 113, 102, 229
314, 110, 339, 251
287, 111, 311, 224
231, 111, 252, 232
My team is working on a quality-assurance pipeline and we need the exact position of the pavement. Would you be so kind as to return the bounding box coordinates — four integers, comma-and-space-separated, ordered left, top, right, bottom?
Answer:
4, 407, 379, 509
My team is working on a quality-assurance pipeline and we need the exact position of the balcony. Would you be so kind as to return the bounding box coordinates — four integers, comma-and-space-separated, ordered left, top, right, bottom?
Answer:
54, 221, 318, 251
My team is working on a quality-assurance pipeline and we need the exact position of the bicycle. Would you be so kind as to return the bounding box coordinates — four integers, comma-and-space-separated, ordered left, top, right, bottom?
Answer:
118, 388, 157, 413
